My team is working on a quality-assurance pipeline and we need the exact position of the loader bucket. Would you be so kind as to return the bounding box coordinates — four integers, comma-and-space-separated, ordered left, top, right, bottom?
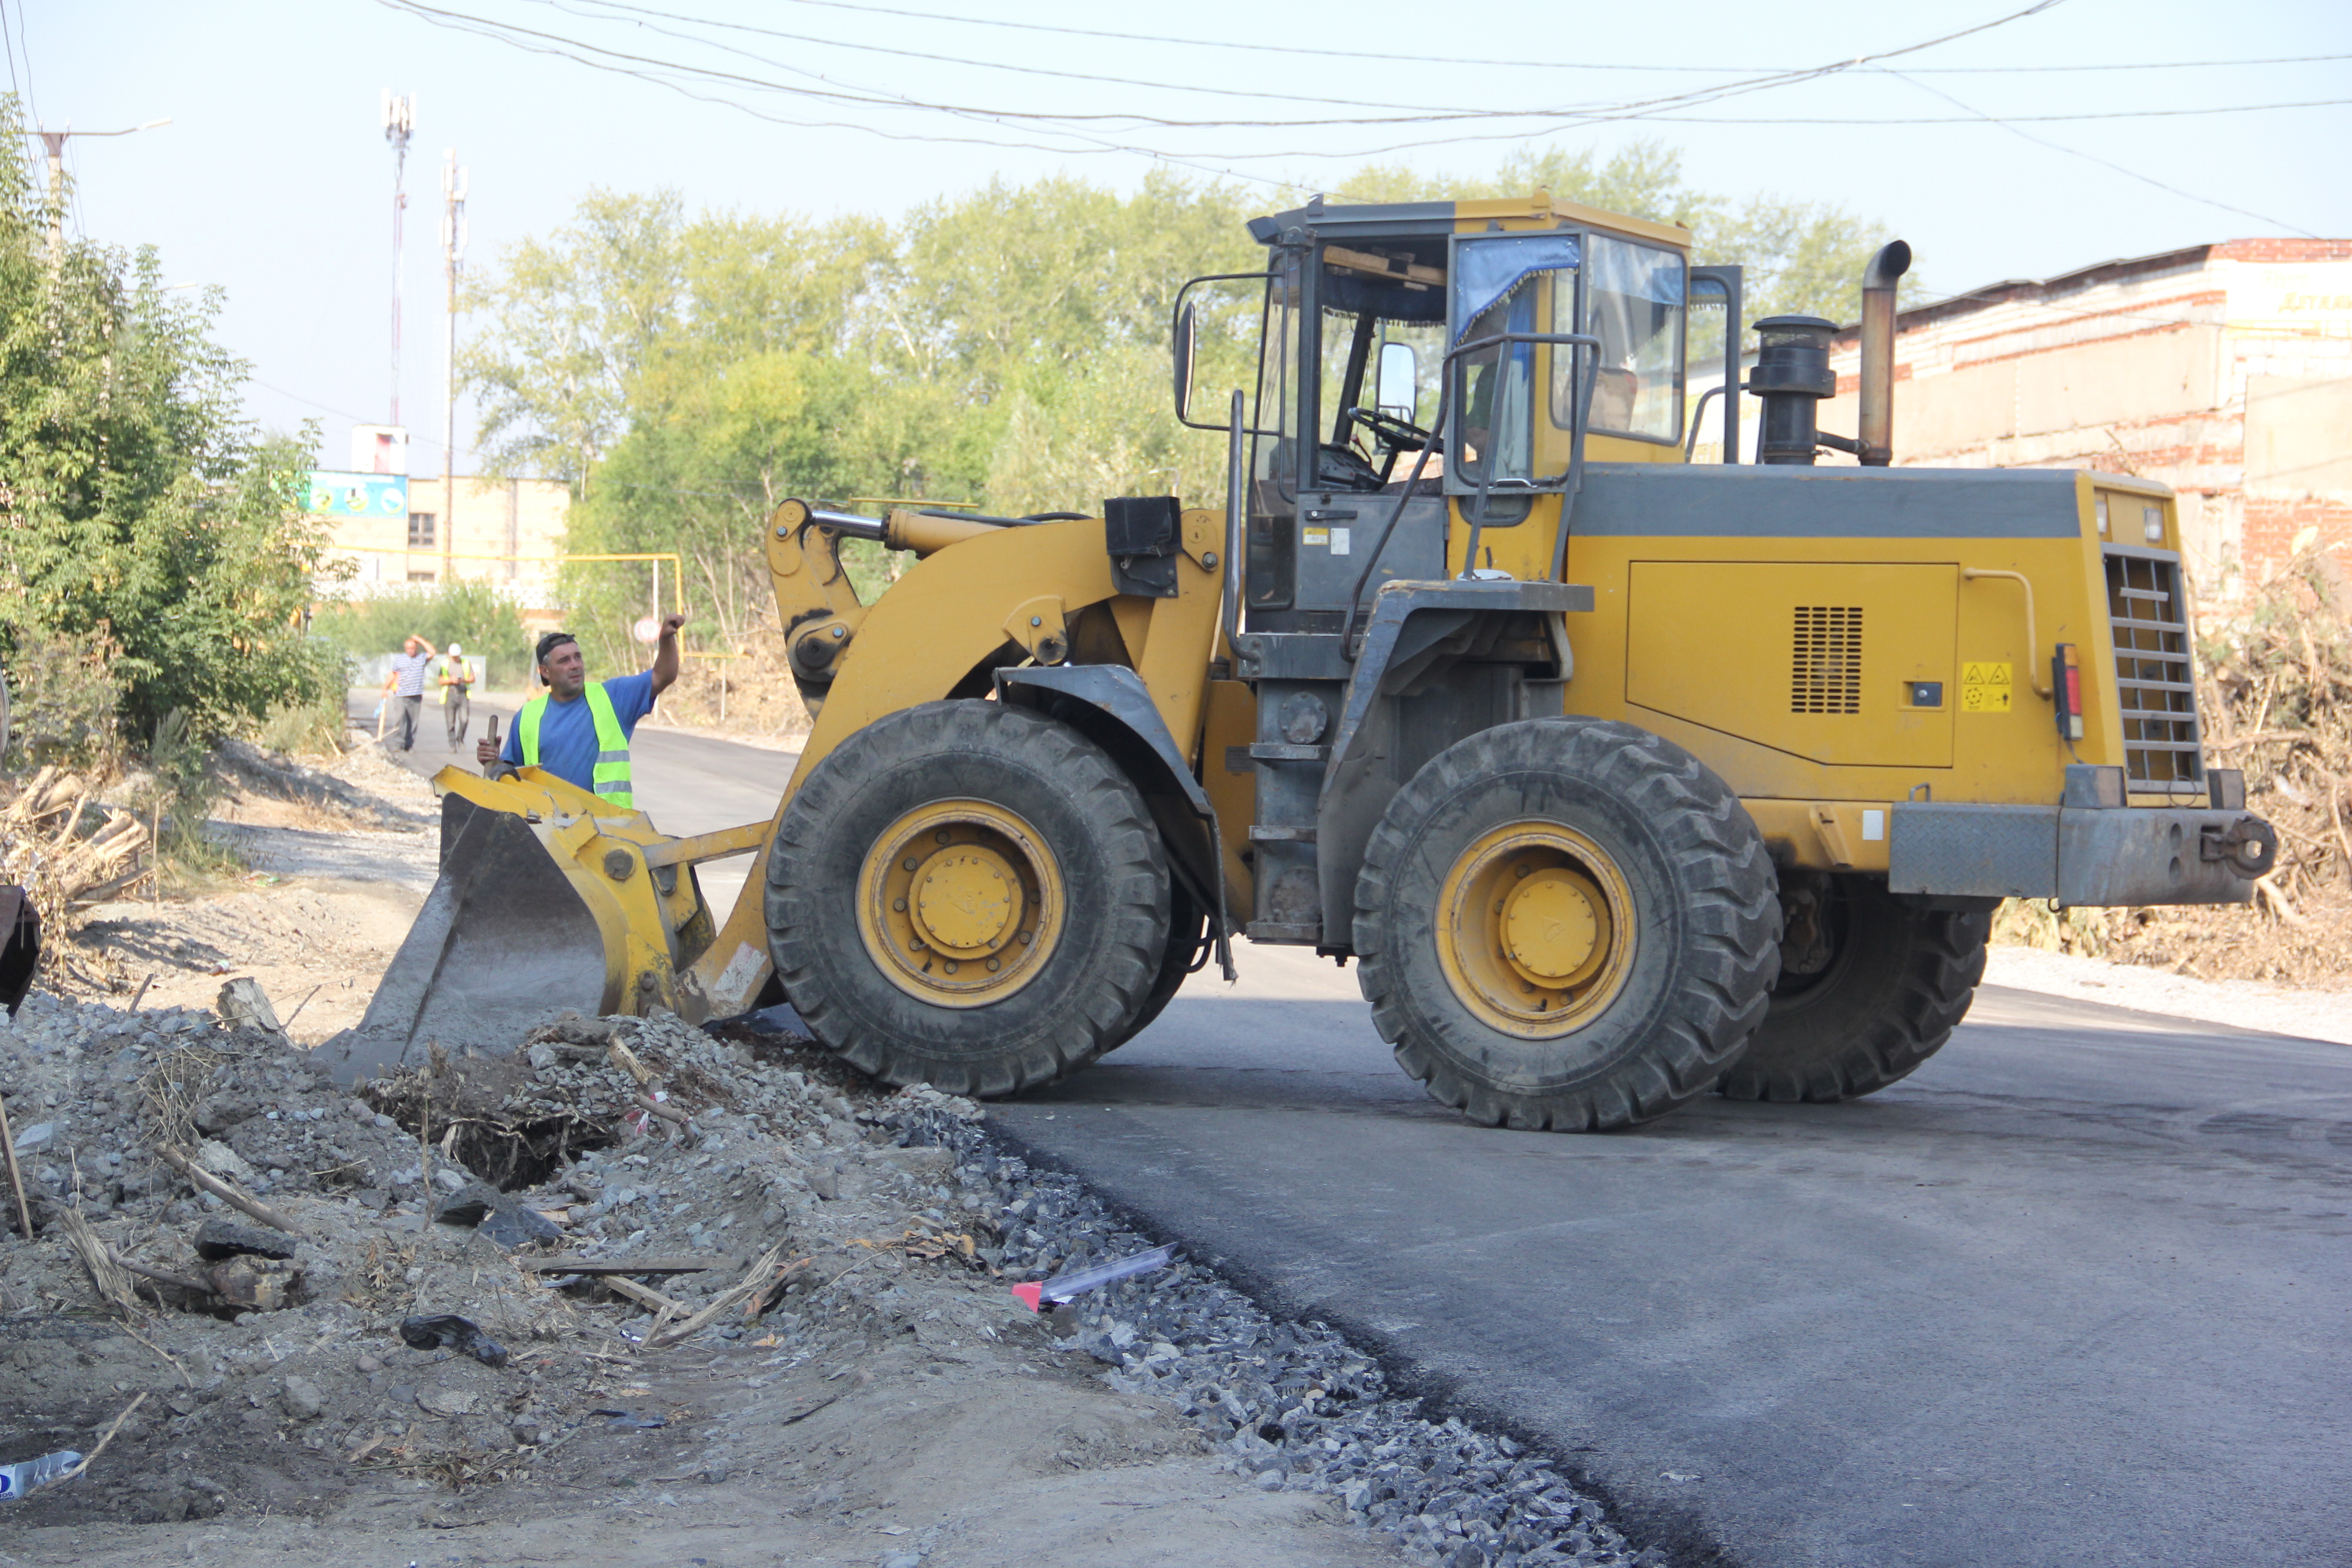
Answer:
318, 793, 613, 1085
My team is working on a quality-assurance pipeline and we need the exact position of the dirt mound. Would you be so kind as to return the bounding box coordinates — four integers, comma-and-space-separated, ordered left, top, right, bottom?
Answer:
0, 994, 1004, 1527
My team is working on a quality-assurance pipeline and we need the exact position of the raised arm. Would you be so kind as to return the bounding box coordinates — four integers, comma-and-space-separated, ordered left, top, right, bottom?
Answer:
649, 613, 685, 696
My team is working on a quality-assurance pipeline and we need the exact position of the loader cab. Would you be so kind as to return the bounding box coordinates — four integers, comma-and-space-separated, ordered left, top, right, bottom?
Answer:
1177, 197, 1703, 625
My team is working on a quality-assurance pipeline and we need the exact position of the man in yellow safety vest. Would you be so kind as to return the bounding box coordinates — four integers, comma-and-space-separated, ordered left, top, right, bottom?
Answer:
476, 617, 682, 807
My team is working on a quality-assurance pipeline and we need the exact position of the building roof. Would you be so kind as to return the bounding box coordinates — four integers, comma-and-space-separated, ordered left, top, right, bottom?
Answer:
1835, 238, 2352, 342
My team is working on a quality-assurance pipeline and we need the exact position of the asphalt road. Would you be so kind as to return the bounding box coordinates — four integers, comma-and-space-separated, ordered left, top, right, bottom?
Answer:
354, 701, 2352, 1567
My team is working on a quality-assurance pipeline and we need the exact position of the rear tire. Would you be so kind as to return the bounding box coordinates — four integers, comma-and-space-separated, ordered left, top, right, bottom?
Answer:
764, 701, 1168, 1097
1716, 877, 1989, 1104
1355, 719, 1780, 1131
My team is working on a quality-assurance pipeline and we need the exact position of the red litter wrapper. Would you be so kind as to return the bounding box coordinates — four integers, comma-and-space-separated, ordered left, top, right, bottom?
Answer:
1011, 1244, 1175, 1312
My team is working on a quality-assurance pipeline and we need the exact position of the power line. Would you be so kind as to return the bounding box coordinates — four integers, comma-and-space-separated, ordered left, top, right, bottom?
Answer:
373, 0, 1304, 190
382, 0, 2073, 133
1642, 97, 2352, 125
537, 0, 1507, 116
1882, 71, 2319, 239
753, 0, 2337, 78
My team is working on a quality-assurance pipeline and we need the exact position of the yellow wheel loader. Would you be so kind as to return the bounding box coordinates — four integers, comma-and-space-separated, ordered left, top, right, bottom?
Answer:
323, 193, 2279, 1132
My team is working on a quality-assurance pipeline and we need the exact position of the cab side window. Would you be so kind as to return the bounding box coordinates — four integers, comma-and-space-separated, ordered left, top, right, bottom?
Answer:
1559, 236, 1685, 443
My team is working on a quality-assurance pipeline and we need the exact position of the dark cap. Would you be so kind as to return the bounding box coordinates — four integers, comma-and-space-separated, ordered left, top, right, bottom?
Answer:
534, 631, 579, 666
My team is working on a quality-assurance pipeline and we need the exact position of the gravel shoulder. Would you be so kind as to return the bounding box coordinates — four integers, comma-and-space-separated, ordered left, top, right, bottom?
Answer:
1984, 942, 2352, 1046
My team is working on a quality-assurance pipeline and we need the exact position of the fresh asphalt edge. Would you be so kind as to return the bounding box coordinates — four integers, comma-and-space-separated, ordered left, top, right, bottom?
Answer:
876, 1101, 1695, 1568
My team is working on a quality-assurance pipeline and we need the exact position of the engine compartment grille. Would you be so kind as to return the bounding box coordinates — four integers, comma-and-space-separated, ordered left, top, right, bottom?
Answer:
2106, 550, 2204, 795
1790, 606, 1864, 714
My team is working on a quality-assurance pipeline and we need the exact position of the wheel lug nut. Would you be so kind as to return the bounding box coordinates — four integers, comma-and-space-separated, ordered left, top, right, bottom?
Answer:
985, 958, 1000, 971
944, 960, 959, 974
892, 898, 906, 912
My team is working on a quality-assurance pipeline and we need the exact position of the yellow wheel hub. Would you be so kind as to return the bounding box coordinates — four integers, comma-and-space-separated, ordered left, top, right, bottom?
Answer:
858, 799, 1063, 1007
1436, 822, 1636, 1039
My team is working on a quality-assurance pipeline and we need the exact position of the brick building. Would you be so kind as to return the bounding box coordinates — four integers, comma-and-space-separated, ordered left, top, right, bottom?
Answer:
1814, 239, 2352, 605
320, 473, 573, 636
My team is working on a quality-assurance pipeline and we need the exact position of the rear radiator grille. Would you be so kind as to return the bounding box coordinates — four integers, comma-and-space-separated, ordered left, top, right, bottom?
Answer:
2106, 551, 2205, 794
1790, 606, 1863, 714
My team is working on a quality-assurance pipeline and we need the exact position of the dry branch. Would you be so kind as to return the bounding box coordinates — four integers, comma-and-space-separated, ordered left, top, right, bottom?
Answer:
152, 1145, 307, 1236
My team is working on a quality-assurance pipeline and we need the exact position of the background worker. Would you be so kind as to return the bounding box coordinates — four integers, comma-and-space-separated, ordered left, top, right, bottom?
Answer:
380, 635, 438, 752
476, 615, 683, 806
437, 642, 476, 752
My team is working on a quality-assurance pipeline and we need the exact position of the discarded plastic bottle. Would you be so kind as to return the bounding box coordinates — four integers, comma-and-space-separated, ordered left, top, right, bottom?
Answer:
1011, 1244, 1176, 1312
0, 1450, 81, 1501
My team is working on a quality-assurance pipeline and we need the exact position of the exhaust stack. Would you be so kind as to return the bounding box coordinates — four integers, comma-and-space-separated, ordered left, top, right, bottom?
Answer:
1857, 240, 1911, 467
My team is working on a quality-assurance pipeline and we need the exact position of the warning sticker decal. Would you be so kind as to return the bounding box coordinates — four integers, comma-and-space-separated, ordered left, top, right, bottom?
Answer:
1960, 662, 2014, 713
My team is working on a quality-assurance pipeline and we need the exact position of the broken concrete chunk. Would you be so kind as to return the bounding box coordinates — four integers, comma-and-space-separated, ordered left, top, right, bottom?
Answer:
215, 977, 284, 1034
192, 1217, 298, 1262
433, 1181, 564, 1248
206, 1254, 300, 1311
280, 1376, 325, 1421
415, 1386, 478, 1417
192, 1093, 260, 1135
195, 1140, 260, 1183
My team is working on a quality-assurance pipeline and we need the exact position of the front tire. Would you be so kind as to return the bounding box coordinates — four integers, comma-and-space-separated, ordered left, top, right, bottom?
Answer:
1715, 877, 1989, 1104
764, 701, 1168, 1097
1355, 719, 1780, 1131
1103, 881, 1206, 1053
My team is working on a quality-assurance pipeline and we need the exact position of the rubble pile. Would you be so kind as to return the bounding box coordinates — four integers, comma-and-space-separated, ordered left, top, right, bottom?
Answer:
0, 992, 1002, 1526
3, 991, 1644, 1564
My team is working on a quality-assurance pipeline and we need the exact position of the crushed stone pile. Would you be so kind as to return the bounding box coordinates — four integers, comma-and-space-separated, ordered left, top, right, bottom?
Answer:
0, 994, 1002, 1526
2, 993, 1648, 1565
939, 1120, 1648, 1568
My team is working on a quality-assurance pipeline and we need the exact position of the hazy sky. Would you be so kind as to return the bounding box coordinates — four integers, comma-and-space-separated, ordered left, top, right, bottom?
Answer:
25, 0, 2352, 478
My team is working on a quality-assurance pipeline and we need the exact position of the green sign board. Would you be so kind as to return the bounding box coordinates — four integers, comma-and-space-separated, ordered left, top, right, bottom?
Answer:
304, 471, 409, 519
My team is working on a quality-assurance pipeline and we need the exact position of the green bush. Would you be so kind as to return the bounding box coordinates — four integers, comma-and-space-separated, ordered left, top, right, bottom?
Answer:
254, 690, 351, 757
1, 633, 125, 774
312, 579, 533, 687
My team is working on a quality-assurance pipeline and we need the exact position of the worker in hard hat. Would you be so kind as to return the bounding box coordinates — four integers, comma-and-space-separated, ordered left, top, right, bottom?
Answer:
476, 617, 682, 806
437, 642, 476, 752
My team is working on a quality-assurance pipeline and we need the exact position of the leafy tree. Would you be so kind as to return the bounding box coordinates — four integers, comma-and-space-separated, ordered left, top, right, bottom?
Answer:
459, 143, 1911, 658
0, 95, 343, 744
1338, 139, 1912, 324
310, 578, 533, 686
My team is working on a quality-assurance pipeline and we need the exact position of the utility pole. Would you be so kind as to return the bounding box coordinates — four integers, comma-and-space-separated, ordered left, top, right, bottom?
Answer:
440, 148, 468, 583
382, 91, 414, 429
31, 120, 171, 266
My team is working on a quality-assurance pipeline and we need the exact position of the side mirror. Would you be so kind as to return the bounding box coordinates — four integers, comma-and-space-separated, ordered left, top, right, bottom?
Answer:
1376, 340, 1418, 422
1172, 300, 1198, 423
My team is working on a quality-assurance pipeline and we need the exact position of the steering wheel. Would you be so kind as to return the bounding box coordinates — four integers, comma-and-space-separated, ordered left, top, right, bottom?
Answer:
1344, 405, 1433, 452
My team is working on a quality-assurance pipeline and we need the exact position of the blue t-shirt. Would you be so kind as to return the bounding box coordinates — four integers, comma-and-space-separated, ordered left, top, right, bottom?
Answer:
499, 671, 657, 793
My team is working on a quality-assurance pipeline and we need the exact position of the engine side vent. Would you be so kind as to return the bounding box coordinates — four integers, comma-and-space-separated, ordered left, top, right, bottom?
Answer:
1791, 606, 1864, 714
2106, 550, 2205, 795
